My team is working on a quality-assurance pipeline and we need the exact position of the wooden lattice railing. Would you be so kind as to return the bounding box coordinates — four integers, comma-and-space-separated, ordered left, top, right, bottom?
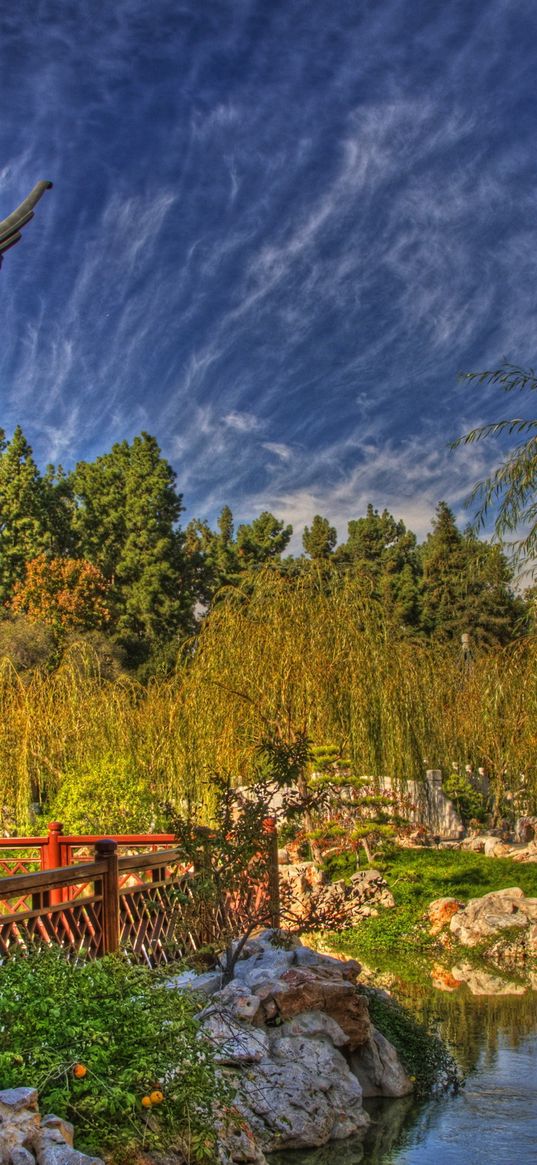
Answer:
0, 836, 279, 966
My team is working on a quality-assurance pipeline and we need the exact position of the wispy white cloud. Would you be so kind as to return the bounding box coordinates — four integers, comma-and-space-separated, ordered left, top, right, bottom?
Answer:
262, 441, 294, 461
1, 0, 536, 543
223, 410, 261, 432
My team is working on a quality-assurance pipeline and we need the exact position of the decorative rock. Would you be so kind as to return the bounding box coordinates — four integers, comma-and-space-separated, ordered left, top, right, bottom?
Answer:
427, 897, 463, 935
350, 1029, 414, 1097
10, 1150, 35, 1165
0, 1091, 39, 1114
0, 1089, 41, 1162
201, 1010, 270, 1064
34, 1139, 103, 1165
483, 837, 512, 857
236, 1035, 369, 1151
450, 887, 537, 947
276, 1009, 349, 1048
0, 1092, 103, 1165
294, 947, 362, 980
166, 969, 224, 995
278, 863, 394, 929
269, 968, 372, 1049
233, 949, 294, 985
40, 1119, 74, 1148
207, 981, 263, 1024
217, 1119, 268, 1165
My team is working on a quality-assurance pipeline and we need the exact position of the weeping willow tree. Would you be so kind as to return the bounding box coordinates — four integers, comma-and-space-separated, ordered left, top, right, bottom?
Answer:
178, 569, 449, 787
0, 567, 535, 827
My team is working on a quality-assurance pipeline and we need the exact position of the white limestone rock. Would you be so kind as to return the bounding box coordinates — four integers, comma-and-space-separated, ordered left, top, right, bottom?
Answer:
350, 1028, 413, 1097
235, 1034, 369, 1151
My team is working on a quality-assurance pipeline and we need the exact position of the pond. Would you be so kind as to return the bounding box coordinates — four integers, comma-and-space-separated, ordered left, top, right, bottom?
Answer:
267, 981, 537, 1165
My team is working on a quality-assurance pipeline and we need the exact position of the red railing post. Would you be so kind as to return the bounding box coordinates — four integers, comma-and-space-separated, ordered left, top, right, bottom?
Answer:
47, 822, 64, 905
95, 838, 120, 955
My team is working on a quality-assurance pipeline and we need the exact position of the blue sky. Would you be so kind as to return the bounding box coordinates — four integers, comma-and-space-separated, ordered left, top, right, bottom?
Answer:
1, 0, 537, 546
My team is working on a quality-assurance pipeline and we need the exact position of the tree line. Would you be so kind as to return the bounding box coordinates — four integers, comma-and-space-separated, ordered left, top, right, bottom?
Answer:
0, 424, 531, 677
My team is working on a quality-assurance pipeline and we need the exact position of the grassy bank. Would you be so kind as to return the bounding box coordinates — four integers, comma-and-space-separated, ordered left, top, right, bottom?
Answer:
324, 848, 537, 976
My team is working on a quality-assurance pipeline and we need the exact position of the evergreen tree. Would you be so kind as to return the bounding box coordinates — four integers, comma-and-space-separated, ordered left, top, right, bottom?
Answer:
302, 515, 337, 560
420, 502, 523, 645
335, 504, 421, 629
236, 512, 293, 566
184, 506, 240, 603
69, 434, 190, 655
0, 427, 52, 605
420, 502, 471, 639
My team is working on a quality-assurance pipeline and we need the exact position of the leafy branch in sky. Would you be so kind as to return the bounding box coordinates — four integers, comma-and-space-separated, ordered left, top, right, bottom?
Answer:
452, 362, 537, 571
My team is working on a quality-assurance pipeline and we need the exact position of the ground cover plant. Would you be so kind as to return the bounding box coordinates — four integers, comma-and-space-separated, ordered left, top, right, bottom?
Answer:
359, 986, 460, 1096
325, 848, 537, 976
0, 949, 224, 1161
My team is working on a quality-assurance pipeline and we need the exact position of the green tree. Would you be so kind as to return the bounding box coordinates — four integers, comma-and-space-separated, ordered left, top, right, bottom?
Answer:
0, 427, 51, 604
184, 505, 240, 603
335, 505, 421, 629
302, 514, 337, 560
452, 362, 537, 571
236, 511, 293, 566
420, 502, 523, 645
69, 433, 190, 659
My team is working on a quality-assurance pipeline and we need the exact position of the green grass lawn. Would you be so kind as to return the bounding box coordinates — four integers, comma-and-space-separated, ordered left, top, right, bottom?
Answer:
325, 847, 537, 974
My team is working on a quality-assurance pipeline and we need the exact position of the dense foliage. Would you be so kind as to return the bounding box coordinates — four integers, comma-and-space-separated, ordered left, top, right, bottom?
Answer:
0, 423, 535, 827
0, 568, 535, 829
0, 425, 531, 680
0, 949, 223, 1161
360, 986, 460, 1096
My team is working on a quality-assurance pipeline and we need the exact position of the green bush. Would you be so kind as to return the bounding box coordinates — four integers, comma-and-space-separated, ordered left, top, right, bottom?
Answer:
0, 949, 224, 1160
442, 772, 486, 826
48, 754, 165, 834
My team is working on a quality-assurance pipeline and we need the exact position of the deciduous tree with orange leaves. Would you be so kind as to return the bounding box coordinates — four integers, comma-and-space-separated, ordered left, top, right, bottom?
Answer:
10, 554, 111, 632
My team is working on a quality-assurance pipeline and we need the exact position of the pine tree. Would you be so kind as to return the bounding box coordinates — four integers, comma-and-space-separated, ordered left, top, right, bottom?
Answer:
335, 504, 421, 629
184, 506, 240, 603
0, 427, 52, 605
302, 515, 337, 560
236, 512, 293, 566
420, 502, 523, 644
69, 433, 190, 656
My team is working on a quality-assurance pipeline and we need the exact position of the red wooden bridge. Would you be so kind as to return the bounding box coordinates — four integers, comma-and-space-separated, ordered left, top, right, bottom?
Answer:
0, 823, 279, 966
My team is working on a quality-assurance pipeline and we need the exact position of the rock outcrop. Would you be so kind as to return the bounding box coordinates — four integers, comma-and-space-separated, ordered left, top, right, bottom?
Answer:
186, 933, 413, 1161
449, 887, 537, 950
0, 1089, 102, 1165
428, 887, 537, 996
460, 833, 537, 862
277, 861, 395, 926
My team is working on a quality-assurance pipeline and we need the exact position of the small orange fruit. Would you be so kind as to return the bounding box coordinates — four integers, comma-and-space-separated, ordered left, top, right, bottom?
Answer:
141, 1096, 152, 1108
149, 1090, 164, 1106
73, 1064, 87, 1079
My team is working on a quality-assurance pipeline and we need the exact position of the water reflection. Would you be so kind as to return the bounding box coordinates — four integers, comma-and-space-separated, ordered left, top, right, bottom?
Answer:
267, 985, 537, 1165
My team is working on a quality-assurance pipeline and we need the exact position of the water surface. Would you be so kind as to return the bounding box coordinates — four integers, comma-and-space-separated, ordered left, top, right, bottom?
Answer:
268, 986, 537, 1165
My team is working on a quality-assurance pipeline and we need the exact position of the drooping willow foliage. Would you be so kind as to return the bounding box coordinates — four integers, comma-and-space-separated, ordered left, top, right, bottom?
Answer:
1, 569, 536, 827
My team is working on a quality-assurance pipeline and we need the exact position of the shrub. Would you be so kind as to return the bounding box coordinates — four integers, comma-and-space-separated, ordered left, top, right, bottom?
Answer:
442, 772, 486, 826
49, 755, 166, 834
0, 949, 224, 1160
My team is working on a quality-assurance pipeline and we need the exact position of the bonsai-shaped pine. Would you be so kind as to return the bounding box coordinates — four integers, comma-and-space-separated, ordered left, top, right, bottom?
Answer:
302, 745, 412, 864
